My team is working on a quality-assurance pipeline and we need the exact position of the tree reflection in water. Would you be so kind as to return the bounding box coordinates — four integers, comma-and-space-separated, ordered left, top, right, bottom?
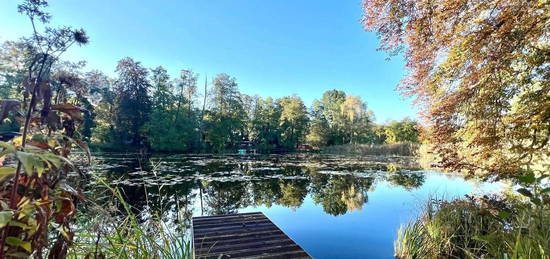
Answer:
92, 154, 424, 222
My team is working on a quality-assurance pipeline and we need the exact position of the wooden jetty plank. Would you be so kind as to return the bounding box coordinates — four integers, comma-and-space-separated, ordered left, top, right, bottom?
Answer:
192, 212, 311, 259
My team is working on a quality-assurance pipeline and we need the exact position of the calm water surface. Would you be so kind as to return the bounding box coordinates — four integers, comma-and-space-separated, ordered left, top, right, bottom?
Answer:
88, 153, 502, 259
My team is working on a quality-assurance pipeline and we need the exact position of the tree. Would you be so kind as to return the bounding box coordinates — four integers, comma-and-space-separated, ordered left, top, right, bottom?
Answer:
0, 41, 30, 100
175, 69, 198, 119
278, 96, 309, 150
88, 71, 116, 147
112, 57, 152, 149
143, 66, 200, 152
340, 95, 372, 144
150, 66, 173, 110
362, 0, 550, 176
204, 73, 245, 152
307, 90, 347, 146
248, 96, 282, 152
143, 67, 176, 151
384, 118, 420, 144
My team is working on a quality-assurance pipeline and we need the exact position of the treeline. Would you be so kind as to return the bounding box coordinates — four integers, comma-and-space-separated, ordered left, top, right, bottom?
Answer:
0, 43, 420, 153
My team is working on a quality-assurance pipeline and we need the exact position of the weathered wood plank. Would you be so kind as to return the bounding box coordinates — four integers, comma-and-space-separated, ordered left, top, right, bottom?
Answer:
192, 212, 311, 259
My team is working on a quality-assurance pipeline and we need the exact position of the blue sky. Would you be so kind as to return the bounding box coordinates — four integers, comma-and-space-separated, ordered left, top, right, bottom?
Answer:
0, 0, 417, 123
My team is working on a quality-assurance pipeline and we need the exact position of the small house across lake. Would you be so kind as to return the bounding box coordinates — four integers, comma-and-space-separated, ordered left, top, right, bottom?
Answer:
192, 212, 312, 259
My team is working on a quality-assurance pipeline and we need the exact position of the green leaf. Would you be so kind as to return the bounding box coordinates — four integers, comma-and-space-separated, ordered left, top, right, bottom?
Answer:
0, 141, 15, 152
517, 172, 536, 185
541, 187, 550, 194
0, 141, 15, 157
36, 153, 62, 168
497, 211, 512, 220
517, 188, 533, 198
5, 237, 31, 252
8, 220, 30, 230
0, 167, 16, 181
15, 151, 45, 176
0, 211, 14, 228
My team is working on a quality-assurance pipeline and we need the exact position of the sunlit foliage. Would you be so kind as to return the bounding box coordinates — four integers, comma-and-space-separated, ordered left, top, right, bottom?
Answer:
362, 0, 550, 177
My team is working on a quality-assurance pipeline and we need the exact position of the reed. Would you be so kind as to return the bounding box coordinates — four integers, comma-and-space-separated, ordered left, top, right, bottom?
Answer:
321, 143, 419, 156
395, 194, 550, 259
67, 176, 192, 259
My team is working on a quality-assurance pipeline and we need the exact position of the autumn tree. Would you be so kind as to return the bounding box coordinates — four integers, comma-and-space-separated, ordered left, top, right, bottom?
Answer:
340, 95, 373, 144
363, 0, 550, 177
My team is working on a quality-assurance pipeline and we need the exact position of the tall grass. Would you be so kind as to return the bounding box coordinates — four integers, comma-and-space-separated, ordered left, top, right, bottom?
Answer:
67, 176, 192, 259
395, 195, 550, 259
321, 143, 419, 156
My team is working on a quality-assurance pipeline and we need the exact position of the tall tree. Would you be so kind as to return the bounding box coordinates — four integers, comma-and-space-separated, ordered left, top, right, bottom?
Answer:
144, 67, 200, 152
363, 0, 550, 177
279, 96, 309, 150
249, 97, 282, 152
175, 69, 198, 119
204, 73, 245, 152
150, 66, 172, 110
340, 95, 371, 144
318, 90, 347, 145
112, 57, 151, 149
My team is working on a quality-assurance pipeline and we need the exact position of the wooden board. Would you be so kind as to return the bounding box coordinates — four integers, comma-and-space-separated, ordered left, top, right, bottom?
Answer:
192, 212, 312, 259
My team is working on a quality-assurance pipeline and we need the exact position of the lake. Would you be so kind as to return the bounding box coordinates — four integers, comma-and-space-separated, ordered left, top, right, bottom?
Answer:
87, 153, 503, 259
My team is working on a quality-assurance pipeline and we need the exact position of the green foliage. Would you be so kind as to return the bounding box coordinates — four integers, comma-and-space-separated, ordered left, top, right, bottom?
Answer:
248, 97, 282, 152
278, 96, 309, 150
384, 118, 420, 144
307, 90, 377, 148
395, 174, 550, 259
142, 67, 200, 152
112, 57, 152, 149
203, 74, 246, 152
0, 41, 29, 100
307, 90, 348, 146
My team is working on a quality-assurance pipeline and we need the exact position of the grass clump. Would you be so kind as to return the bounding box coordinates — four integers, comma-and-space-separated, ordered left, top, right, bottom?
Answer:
67, 176, 192, 259
395, 192, 550, 259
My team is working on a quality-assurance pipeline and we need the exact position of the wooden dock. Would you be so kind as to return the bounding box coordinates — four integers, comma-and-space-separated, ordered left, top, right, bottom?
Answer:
192, 212, 312, 259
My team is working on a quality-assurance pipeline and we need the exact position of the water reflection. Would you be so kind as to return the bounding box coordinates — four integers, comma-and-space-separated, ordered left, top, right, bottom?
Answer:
90, 153, 423, 218
85, 153, 504, 258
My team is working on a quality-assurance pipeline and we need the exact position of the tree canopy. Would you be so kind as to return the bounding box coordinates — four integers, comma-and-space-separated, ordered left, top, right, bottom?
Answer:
363, 0, 550, 177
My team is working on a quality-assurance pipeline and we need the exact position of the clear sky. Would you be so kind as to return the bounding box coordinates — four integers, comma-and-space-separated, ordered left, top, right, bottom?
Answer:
0, 0, 418, 123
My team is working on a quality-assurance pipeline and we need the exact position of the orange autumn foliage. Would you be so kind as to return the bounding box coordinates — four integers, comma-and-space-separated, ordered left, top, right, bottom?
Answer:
362, 0, 550, 177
